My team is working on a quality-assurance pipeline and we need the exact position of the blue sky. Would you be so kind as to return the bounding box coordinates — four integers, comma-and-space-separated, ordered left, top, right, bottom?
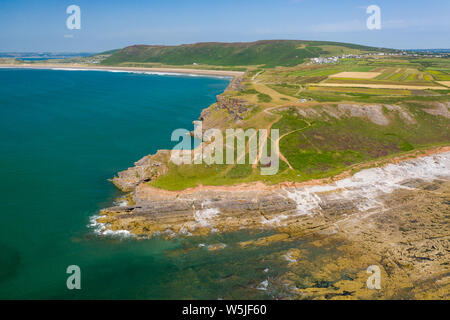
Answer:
0, 0, 449, 52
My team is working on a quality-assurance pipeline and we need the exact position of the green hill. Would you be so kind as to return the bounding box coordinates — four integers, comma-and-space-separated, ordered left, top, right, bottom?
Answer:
101, 40, 391, 68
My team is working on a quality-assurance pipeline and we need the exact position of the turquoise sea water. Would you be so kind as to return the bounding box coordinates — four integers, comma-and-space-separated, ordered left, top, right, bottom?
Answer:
0, 68, 306, 300
0, 68, 231, 298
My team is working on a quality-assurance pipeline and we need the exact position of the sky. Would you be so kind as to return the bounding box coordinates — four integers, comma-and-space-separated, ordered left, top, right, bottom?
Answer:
0, 0, 449, 52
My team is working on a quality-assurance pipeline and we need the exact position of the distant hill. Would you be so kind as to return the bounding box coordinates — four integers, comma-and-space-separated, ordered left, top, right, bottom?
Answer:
101, 40, 392, 68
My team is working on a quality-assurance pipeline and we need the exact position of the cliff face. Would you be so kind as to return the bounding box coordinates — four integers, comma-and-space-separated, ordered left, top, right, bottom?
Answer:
199, 75, 250, 126
112, 150, 170, 192
213, 95, 249, 122
112, 75, 250, 193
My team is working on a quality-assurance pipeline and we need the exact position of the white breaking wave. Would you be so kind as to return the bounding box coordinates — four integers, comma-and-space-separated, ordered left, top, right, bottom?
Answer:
285, 152, 450, 216
88, 215, 133, 238
113, 198, 129, 207
193, 207, 221, 227
261, 214, 288, 226
48, 68, 232, 79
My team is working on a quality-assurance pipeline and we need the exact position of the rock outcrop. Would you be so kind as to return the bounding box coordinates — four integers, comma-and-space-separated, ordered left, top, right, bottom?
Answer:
298, 103, 417, 126
226, 75, 246, 92
98, 186, 299, 236
111, 150, 169, 192
423, 101, 450, 118
96, 76, 450, 299
214, 95, 249, 121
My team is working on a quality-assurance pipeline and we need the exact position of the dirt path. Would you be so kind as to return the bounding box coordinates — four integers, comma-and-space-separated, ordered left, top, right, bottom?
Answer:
251, 106, 312, 170
252, 110, 282, 168
253, 83, 297, 103
251, 70, 264, 81
225, 103, 296, 172
274, 119, 313, 170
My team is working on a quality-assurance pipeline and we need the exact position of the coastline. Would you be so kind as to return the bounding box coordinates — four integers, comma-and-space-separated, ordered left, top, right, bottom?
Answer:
96, 148, 450, 299
4, 64, 447, 299
98, 145, 450, 237
0, 63, 245, 78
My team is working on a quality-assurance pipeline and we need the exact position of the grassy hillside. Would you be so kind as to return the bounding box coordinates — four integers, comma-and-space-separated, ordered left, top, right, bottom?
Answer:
149, 102, 450, 191
101, 40, 389, 68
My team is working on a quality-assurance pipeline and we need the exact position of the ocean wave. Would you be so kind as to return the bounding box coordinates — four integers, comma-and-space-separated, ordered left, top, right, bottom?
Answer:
48, 67, 232, 79
193, 207, 221, 227
88, 215, 134, 238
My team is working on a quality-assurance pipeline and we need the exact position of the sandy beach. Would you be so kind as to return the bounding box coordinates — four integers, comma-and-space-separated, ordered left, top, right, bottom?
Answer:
0, 63, 245, 77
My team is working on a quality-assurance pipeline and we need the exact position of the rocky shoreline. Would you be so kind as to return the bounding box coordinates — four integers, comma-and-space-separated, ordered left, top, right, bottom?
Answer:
96, 151, 449, 299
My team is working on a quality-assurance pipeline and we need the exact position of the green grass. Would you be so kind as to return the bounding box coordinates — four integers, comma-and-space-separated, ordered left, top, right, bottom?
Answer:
277, 104, 450, 177
267, 84, 299, 97
148, 101, 449, 191
272, 108, 311, 135
257, 93, 272, 103
226, 164, 253, 179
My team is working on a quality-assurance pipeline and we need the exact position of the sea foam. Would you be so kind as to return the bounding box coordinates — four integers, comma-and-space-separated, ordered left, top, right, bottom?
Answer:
48, 67, 232, 79
88, 215, 133, 238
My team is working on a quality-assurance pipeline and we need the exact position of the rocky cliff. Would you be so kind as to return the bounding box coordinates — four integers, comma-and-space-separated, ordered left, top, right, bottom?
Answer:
112, 150, 170, 192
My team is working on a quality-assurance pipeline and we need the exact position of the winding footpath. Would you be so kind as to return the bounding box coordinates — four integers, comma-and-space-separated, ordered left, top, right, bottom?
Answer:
252, 105, 313, 171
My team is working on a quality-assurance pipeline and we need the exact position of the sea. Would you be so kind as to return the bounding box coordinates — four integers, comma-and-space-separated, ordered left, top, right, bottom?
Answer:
0, 68, 288, 299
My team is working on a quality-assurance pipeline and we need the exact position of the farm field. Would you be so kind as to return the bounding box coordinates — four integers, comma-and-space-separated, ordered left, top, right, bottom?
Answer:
253, 56, 450, 103
316, 63, 447, 90
329, 71, 381, 79
312, 82, 444, 90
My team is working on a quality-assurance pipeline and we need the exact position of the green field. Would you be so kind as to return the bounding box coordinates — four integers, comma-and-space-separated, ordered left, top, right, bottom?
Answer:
276, 105, 449, 177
